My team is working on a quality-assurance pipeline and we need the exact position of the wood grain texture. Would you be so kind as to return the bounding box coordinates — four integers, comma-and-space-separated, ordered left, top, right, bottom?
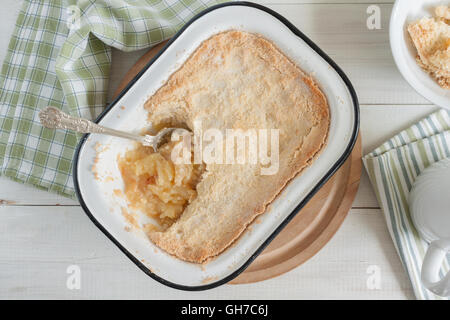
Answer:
0, 0, 433, 299
112, 42, 167, 97
0, 105, 437, 207
259, 0, 394, 3
107, 2, 428, 106
0, 206, 413, 299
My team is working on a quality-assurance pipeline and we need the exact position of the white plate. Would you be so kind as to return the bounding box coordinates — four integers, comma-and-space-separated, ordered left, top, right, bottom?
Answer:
390, 0, 450, 109
73, 2, 359, 290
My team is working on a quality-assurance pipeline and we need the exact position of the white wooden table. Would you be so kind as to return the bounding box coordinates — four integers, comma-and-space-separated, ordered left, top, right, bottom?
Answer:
0, 0, 439, 299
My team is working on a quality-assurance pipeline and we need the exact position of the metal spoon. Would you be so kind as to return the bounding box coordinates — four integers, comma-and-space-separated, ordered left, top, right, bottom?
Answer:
38, 106, 188, 151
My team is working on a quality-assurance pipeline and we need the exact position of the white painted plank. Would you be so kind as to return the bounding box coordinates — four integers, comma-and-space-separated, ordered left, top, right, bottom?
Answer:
0, 104, 439, 207
105, 3, 429, 105
0, 0, 435, 300
0, 1, 432, 107
265, 3, 428, 105
353, 171, 378, 208
0, 0, 396, 70
353, 104, 440, 208
0, 1, 22, 66
0, 177, 78, 205
0, 206, 413, 299
262, 0, 394, 3
360, 104, 440, 154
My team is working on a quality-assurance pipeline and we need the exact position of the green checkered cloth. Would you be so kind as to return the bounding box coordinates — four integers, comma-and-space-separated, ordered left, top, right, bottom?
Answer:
0, 0, 226, 198
363, 109, 450, 300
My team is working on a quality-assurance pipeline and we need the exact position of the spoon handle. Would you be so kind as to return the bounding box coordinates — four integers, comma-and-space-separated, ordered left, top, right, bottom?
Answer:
38, 106, 146, 143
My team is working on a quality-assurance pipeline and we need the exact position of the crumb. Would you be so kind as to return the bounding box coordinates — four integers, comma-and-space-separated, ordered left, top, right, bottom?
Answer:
92, 142, 110, 180
143, 223, 161, 233
113, 189, 124, 198
201, 276, 218, 284
121, 207, 139, 229
0, 199, 15, 205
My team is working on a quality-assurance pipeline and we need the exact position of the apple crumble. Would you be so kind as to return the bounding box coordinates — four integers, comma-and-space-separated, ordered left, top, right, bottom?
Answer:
408, 5, 450, 89
118, 30, 330, 263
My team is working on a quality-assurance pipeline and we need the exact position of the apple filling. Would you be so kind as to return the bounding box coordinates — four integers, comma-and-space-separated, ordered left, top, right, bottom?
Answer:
118, 140, 204, 231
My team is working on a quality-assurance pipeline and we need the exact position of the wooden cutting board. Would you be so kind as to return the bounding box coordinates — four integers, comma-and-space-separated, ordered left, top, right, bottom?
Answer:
113, 41, 362, 284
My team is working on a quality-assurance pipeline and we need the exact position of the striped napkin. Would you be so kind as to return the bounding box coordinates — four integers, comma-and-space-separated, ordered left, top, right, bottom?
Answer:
0, 0, 225, 198
363, 109, 450, 300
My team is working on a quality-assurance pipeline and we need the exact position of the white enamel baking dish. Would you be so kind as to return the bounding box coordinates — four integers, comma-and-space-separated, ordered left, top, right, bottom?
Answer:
74, 2, 359, 290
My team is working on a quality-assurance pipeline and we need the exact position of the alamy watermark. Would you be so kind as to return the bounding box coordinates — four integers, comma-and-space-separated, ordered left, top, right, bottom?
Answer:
169, 120, 280, 176
366, 265, 381, 290
66, 265, 81, 290
66, 5, 81, 31
366, 5, 381, 30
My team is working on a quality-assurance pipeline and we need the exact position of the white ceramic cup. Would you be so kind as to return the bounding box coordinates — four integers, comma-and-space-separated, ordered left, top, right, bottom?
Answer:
409, 157, 450, 297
